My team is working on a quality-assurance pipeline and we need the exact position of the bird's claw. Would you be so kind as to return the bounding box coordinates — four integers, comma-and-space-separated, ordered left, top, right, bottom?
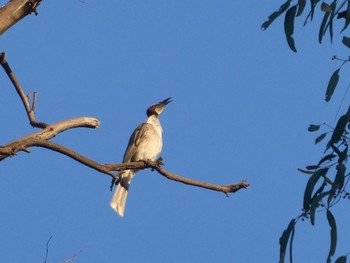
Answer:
110, 177, 120, 191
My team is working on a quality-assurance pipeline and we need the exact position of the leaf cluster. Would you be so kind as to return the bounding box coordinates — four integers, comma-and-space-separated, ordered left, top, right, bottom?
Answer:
262, 0, 350, 52
280, 107, 350, 263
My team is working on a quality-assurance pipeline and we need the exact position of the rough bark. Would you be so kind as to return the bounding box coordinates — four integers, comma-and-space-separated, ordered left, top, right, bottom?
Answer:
0, 0, 41, 35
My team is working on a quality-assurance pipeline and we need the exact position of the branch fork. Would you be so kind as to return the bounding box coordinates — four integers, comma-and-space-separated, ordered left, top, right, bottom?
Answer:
0, 51, 249, 203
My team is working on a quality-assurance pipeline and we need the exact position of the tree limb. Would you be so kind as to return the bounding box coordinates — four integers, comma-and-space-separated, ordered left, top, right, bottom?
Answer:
0, 52, 47, 128
0, 117, 100, 160
0, 51, 249, 198
0, 0, 41, 36
106, 160, 249, 195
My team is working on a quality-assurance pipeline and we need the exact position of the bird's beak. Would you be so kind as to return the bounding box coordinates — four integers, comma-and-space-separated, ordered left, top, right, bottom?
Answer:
159, 97, 172, 107
154, 97, 172, 115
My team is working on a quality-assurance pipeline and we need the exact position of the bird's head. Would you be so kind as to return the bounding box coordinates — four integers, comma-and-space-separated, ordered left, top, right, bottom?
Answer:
147, 97, 172, 117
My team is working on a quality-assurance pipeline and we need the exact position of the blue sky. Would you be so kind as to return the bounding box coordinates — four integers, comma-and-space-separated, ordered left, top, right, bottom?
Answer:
1, 1, 350, 262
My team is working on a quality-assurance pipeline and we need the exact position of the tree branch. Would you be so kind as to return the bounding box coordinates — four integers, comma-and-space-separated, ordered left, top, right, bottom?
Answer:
106, 159, 249, 195
0, 51, 249, 198
0, 117, 100, 159
0, 52, 47, 128
0, 0, 41, 36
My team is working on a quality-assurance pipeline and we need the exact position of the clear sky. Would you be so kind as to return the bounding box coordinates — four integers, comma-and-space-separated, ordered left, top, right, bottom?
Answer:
1, 1, 349, 262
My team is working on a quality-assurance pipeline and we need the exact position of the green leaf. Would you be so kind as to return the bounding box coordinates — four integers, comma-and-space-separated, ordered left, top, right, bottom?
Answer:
329, 114, 348, 144
347, 106, 350, 120
335, 256, 347, 263
297, 0, 306, 16
319, 12, 331, 44
289, 225, 295, 263
325, 68, 340, 102
279, 219, 296, 263
284, 5, 298, 52
327, 1, 337, 43
310, 190, 330, 225
298, 168, 315, 174
306, 165, 319, 170
322, 1, 337, 42
339, 0, 350, 33
310, 0, 322, 21
326, 210, 337, 263
308, 124, 321, 132
261, 0, 292, 30
342, 36, 350, 48
339, 146, 348, 163
303, 168, 328, 212
333, 163, 346, 191
317, 154, 336, 166
315, 133, 327, 144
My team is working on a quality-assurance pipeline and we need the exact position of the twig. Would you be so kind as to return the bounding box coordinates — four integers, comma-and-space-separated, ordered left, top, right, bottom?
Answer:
44, 236, 53, 263
32, 91, 38, 113
0, 52, 47, 128
60, 247, 84, 263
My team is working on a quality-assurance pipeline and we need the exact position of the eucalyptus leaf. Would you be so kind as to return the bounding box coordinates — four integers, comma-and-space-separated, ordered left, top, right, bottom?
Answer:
329, 114, 348, 145
308, 124, 321, 132
310, 191, 330, 225
325, 68, 340, 102
342, 36, 350, 48
326, 210, 337, 263
297, 0, 306, 16
333, 163, 346, 191
298, 168, 315, 174
284, 5, 298, 52
262, 0, 292, 30
335, 256, 347, 263
303, 168, 329, 212
315, 133, 327, 144
317, 154, 336, 166
279, 219, 296, 263
319, 12, 331, 43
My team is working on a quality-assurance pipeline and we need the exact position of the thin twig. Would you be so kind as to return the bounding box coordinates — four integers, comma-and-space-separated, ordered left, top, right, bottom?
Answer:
44, 236, 53, 263
60, 245, 86, 263
0, 52, 47, 128
32, 91, 38, 113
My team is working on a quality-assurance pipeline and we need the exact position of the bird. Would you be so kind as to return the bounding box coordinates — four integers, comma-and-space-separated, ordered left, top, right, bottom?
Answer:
111, 97, 172, 217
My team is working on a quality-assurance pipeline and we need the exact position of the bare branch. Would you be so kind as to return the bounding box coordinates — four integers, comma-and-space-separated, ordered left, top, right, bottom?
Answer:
0, 117, 100, 160
29, 139, 117, 179
106, 159, 249, 195
0, 127, 249, 194
0, 52, 47, 128
44, 236, 53, 263
0, 0, 42, 35
0, 51, 249, 199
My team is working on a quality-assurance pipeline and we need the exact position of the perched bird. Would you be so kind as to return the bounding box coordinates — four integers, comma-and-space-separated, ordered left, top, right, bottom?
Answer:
111, 97, 172, 217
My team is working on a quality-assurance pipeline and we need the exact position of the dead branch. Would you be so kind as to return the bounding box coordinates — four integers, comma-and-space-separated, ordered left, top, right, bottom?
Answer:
0, 51, 249, 199
0, 0, 41, 35
0, 52, 47, 128
0, 117, 100, 159
106, 160, 249, 195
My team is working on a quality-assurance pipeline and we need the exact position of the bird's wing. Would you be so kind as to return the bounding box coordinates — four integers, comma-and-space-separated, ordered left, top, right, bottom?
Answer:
123, 123, 154, 162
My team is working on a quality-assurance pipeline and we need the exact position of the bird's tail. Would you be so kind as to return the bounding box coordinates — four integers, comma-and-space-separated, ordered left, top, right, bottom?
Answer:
110, 170, 135, 217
